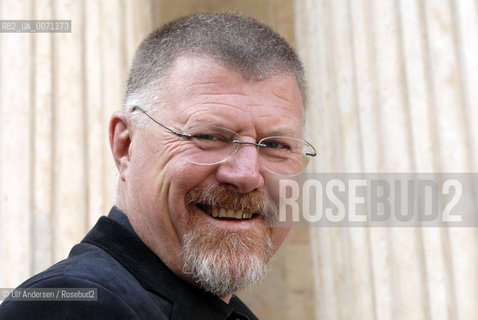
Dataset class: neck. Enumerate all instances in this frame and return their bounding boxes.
[220,294,233,304]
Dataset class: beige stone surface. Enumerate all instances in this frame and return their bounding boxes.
[0,0,154,286]
[0,0,33,286]
[155,0,296,46]
[296,0,478,319]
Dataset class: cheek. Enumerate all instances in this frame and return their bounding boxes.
[166,163,217,225]
[168,161,216,191]
[137,140,193,193]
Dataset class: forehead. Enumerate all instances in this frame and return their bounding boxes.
[159,56,303,134]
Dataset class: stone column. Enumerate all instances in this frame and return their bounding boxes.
[295,0,478,319]
[0,0,154,287]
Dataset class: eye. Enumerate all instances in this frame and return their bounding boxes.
[193,133,229,142]
[194,133,217,141]
[186,125,238,151]
[262,140,291,150]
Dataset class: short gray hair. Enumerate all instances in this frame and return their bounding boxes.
[124,12,306,117]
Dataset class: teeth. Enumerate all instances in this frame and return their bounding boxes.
[206,207,254,220]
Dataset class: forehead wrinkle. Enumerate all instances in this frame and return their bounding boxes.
[183,80,249,99]
[175,93,252,117]
[185,80,247,93]
[254,111,299,121]
[175,102,251,126]
[197,92,248,98]
[253,112,302,137]
[188,80,222,86]
[271,89,293,103]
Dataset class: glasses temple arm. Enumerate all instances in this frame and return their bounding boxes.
[131,105,191,138]
[305,141,317,157]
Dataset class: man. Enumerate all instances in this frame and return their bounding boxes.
[0,13,315,319]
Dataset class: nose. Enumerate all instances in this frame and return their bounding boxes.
[215,142,264,193]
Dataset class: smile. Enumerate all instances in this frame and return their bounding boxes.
[197,204,258,220]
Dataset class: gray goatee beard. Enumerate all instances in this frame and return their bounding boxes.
[182,185,275,297]
[182,226,272,297]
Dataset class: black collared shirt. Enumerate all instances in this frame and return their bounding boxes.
[0,207,258,320]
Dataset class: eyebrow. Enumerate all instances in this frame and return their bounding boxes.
[183,115,301,138]
[261,128,301,138]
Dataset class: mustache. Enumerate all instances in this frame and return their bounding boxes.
[185,184,277,219]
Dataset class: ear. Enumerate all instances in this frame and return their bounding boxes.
[109,111,132,181]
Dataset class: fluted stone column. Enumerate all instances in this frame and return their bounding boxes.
[0,0,154,287]
[295,0,478,319]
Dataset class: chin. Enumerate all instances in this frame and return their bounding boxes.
[181,220,273,296]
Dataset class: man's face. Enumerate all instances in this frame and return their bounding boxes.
[118,56,303,298]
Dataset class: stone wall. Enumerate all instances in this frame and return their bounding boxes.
[296,0,478,319]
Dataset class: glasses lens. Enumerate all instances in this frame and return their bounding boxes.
[259,136,315,176]
[181,126,316,176]
[183,125,238,165]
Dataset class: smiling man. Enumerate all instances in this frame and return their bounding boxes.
[0,13,315,320]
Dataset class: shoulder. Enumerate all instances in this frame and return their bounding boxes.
[0,243,170,320]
